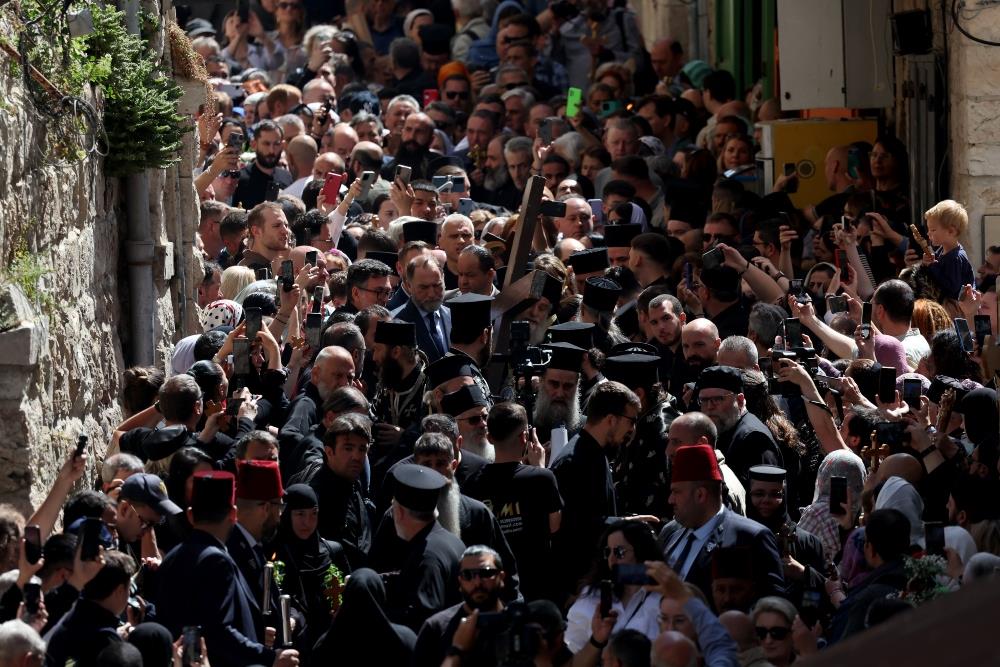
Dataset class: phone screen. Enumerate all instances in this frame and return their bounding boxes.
[860,302,872,339]
[183,626,202,664]
[256,267,272,281]
[265,180,280,202]
[784,318,804,349]
[829,295,848,313]
[74,434,88,458]
[312,287,324,313]
[233,339,251,376]
[789,279,803,296]
[974,315,992,350]
[599,580,613,618]
[702,247,723,270]
[24,525,41,565]
[359,171,376,199]
[902,378,922,410]
[588,199,603,226]
[829,476,847,516]
[305,250,318,267]
[836,250,849,276]
[954,318,974,353]
[306,313,323,349]
[245,307,262,343]
[80,518,103,560]
[925,522,945,556]
[23,580,41,615]
[566,87,583,118]
[225,398,245,417]
[878,366,897,403]
[396,165,412,186]
[684,262,693,290]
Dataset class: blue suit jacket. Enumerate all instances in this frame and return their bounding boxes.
[391,299,452,363]
[153,529,275,667]
[657,508,788,607]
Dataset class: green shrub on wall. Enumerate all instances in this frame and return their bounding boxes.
[18,2,188,175]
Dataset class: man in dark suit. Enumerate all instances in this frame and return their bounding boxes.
[154,471,299,667]
[550,381,642,601]
[657,444,787,609]
[695,366,783,486]
[227,460,285,636]
[391,255,453,363]
[372,464,465,632]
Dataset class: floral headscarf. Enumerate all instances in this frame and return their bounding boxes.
[798,449,867,560]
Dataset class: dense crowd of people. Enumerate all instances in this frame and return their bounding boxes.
[1,0,999,665]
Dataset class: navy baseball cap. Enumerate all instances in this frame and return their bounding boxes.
[120,473,182,516]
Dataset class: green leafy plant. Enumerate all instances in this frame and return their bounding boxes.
[1,248,55,319]
[16,1,189,174]
[322,563,345,606]
[272,560,286,588]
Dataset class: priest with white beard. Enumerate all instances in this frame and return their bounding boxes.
[532,342,586,445]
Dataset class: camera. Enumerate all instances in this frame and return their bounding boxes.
[477,602,542,667]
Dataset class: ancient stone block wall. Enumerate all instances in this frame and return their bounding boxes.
[0,0,199,514]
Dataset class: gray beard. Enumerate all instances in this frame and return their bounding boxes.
[463,438,495,462]
[437,480,463,537]
[484,166,509,191]
[533,384,582,434]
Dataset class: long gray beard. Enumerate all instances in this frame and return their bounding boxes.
[463,438,495,462]
[533,384,582,434]
[437,480,463,537]
[484,166,509,191]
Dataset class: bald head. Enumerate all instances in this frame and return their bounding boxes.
[875,453,924,486]
[825,145,851,191]
[288,245,324,274]
[312,346,356,400]
[681,319,721,367]
[650,38,683,79]
[302,78,335,105]
[718,611,758,652]
[330,123,359,161]
[554,237,587,261]
[716,100,751,123]
[312,152,345,181]
[651,631,697,667]
[286,135,318,179]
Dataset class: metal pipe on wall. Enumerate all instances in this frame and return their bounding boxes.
[122,0,155,366]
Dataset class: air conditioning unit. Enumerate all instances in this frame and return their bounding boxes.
[776,0,894,110]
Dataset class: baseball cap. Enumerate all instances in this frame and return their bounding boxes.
[120,473,183,516]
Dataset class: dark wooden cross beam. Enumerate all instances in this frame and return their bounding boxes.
[493,175,546,353]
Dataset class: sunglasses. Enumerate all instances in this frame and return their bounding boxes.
[460,567,500,581]
[222,170,240,179]
[445,90,470,100]
[603,545,631,559]
[755,626,791,641]
[458,414,486,426]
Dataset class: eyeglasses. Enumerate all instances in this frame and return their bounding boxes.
[458,414,487,426]
[603,545,632,559]
[698,393,734,407]
[460,567,500,581]
[357,286,394,299]
[614,413,638,426]
[755,626,791,641]
[129,504,161,531]
[445,90,470,100]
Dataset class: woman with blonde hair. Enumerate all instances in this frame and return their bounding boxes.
[220,265,256,300]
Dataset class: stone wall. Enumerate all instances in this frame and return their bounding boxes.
[945,3,1000,264]
[0,0,199,514]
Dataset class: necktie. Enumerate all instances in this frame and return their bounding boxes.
[427,311,446,355]
[671,532,697,576]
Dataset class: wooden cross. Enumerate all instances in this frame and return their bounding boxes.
[494,175,546,353]
[861,438,890,473]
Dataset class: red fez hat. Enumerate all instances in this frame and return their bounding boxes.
[236,460,284,501]
[671,444,723,483]
[191,471,236,513]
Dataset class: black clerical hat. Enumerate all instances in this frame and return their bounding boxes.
[548,321,595,349]
[582,277,621,313]
[392,464,448,513]
[448,293,493,341]
[566,247,609,275]
[441,384,489,417]
[375,320,417,347]
[603,353,660,387]
[603,223,642,248]
[544,342,585,373]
